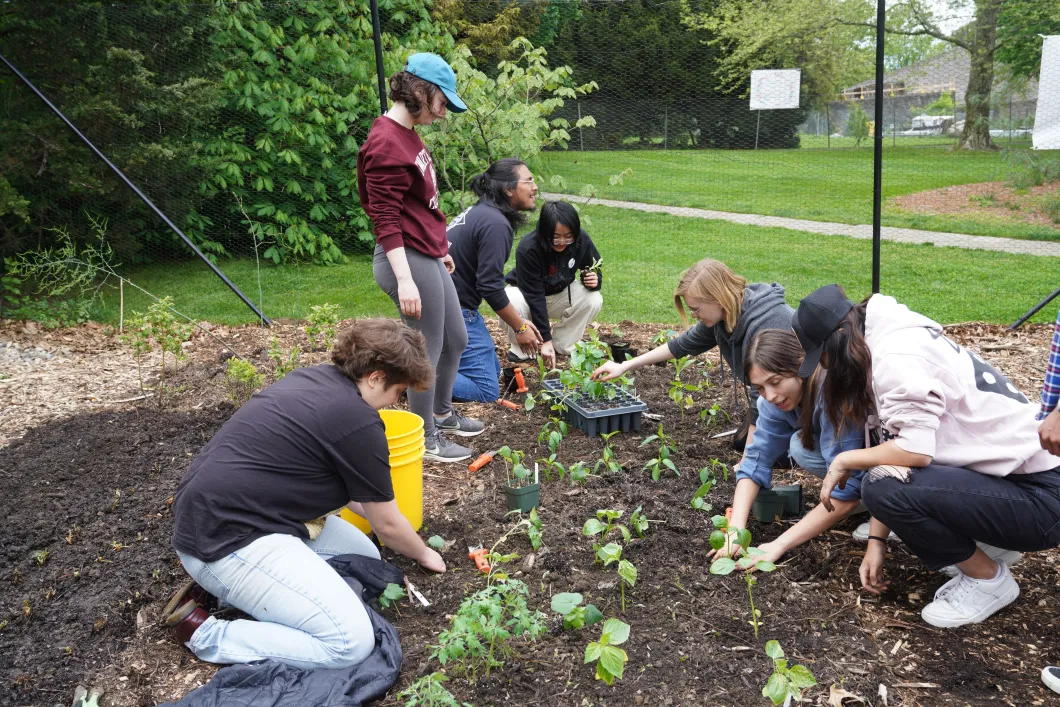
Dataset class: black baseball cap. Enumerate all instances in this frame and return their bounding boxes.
[791,284,855,378]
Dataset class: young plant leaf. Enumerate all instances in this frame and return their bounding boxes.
[551,592,583,616]
[601,618,630,645]
[427,535,445,550]
[764,640,784,660]
[583,518,607,537]
[736,528,753,549]
[710,558,737,575]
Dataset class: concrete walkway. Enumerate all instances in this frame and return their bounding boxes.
[540,192,1060,258]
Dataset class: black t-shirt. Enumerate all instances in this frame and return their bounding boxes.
[171,365,394,562]
[447,201,515,313]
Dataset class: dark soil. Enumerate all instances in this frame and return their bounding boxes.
[1,320,1058,706]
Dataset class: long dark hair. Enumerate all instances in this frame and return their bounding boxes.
[469,158,528,229]
[744,329,818,450]
[819,299,874,434]
[535,201,580,255]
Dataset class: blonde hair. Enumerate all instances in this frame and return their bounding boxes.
[673,259,747,331]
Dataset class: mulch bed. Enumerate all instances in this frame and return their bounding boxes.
[1,319,1058,707]
[890,180,1060,231]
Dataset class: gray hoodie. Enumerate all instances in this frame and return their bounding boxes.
[667,282,793,421]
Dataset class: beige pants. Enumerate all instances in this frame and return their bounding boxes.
[503,281,603,358]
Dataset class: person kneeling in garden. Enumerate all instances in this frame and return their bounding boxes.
[448,158,544,402]
[503,200,603,368]
[794,285,1059,628]
[162,319,446,669]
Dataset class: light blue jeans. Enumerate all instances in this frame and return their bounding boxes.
[452,308,502,403]
[788,433,828,476]
[176,515,381,669]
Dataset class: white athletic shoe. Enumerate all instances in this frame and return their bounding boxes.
[940,543,1023,577]
[852,521,898,542]
[921,563,1020,628]
[1042,666,1060,695]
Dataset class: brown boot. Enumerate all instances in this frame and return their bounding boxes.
[162,579,215,618]
[164,600,208,643]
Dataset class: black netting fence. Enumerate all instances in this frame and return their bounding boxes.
[1,0,1058,331]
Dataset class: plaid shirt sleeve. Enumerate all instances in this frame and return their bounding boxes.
[1040,306,1060,420]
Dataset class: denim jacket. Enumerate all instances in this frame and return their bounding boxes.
[737,394,866,502]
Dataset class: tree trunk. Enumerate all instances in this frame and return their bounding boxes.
[957,0,1001,150]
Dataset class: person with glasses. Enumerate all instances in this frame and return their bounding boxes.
[592,259,793,462]
[446,159,544,402]
[358,53,482,462]
[502,200,604,368]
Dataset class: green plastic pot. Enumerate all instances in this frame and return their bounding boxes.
[773,484,804,517]
[752,496,786,523]
[504,482,540,513]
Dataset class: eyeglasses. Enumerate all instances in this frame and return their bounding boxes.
[553,234,575,244]
[517,176,536,184]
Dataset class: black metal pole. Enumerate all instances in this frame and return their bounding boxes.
[871,0,885,294]
[370,0,388,116]
[0,51,272,326]
[1010,286,1060,330]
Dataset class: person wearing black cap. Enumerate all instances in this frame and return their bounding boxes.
[359,52,482,463]
[793,285,1060,628]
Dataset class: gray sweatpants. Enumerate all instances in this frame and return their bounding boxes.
[373,245,466,437]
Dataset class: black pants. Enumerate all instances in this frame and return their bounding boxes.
[862,464,1060,570]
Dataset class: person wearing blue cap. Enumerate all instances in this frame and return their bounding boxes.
[358,53,479,463]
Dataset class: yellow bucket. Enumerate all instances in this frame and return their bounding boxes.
[341,411,425,536]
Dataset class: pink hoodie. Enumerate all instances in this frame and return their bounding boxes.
[866,294,1060,476]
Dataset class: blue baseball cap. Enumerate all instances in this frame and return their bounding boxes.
[405,53,467,113]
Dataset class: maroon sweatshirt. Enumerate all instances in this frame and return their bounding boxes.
[357,116,448,258]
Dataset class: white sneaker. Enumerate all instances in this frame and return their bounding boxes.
[852,521,898,542]
[940,542,1024,577]
[921,563,1020,628]
[1042,666,1060,695]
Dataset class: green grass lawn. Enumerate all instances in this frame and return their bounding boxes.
[92,205,1059,327]
[536,146,1060,242]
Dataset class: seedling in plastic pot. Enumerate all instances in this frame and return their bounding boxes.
[550,592,604,630]
[497,446,533,489]
[640,424,678,481]
[709,515,776,638]
[379,582,406,611]
[762,640,817,706]
[584,618,631,685]
[595,431,623,474]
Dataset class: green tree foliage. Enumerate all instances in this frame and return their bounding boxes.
[201,0,454,264]
[0,2,218,260]
[996,0,1060,80]
[421,39,596,212]
[846,102,870,146]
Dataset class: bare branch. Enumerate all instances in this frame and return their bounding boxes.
[835,20,968,51]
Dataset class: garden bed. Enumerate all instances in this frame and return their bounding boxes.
[1,319,1058,706]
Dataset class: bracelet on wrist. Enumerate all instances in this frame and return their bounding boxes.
[517,322,528,333]
[867,535,889,544]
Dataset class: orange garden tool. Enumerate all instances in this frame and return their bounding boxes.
[468,546,491,573]
[497,398,520,410]
[468,449,498,473]
[513,368,528,393]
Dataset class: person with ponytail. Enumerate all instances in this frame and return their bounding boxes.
[359,53,482,462]
[793,285,1059,628]
[502,200,604,367]
[593,259,793,460]
[447,158,544,402]
[707,329,868,566]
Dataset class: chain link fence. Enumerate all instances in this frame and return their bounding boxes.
[1,0,1057,331]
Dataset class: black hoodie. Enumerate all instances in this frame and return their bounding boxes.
[504,229,603,342]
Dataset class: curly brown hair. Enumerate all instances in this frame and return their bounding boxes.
[389,71,444,119]
[332,318,433,391]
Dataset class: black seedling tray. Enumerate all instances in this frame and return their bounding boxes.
[542,379,648,437]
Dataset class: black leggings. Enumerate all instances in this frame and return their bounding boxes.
[863,464,1060,570]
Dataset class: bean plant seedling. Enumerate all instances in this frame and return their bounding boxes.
[550,592,604,630]
[584,618,631,685]
[629,506,650,537]
[568,461,589,484]
[690,479,714,511]
[640,424,678,481]
[538,415,567,454]
[762,640,817,706]
[583,509,631,554]
[595,431,623,474]
[379,582,406,611]
[397,672,471,707]
[536,454,567,482]
[497,446,533,489]
[709,515,776,638]
[527,508,544,551]
[668,356,703,420]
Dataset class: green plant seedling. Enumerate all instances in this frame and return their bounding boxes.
[709,516,776,638]
[560,330,633,402]
[594,431,623,474]
[225,357,264,406]
[538,416,567,454]
[380,582,406,610]
[699,402,731,426]
[268,337,300,379]
[568,461,589,484]
[583,509,631,554]
[430,579,546,682]
[616,558,637,613]
[119,312,152,397]
[691,480,714,511]
[397,672,471,707]
[305,302,340,361]
[497,446,533,488]
[640,423,678,481]
[585,255,604,274]
[427,535,445,550]
[527,508,544,551]
[704,457,730,483]
[762,640,817,706]
[651,328,681,346]
[550,592,604,630]
[33,550,50,566]
[584,618,631,685]
[536,454,567,483]
[667,356,699,420]
[629,506,650,538]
